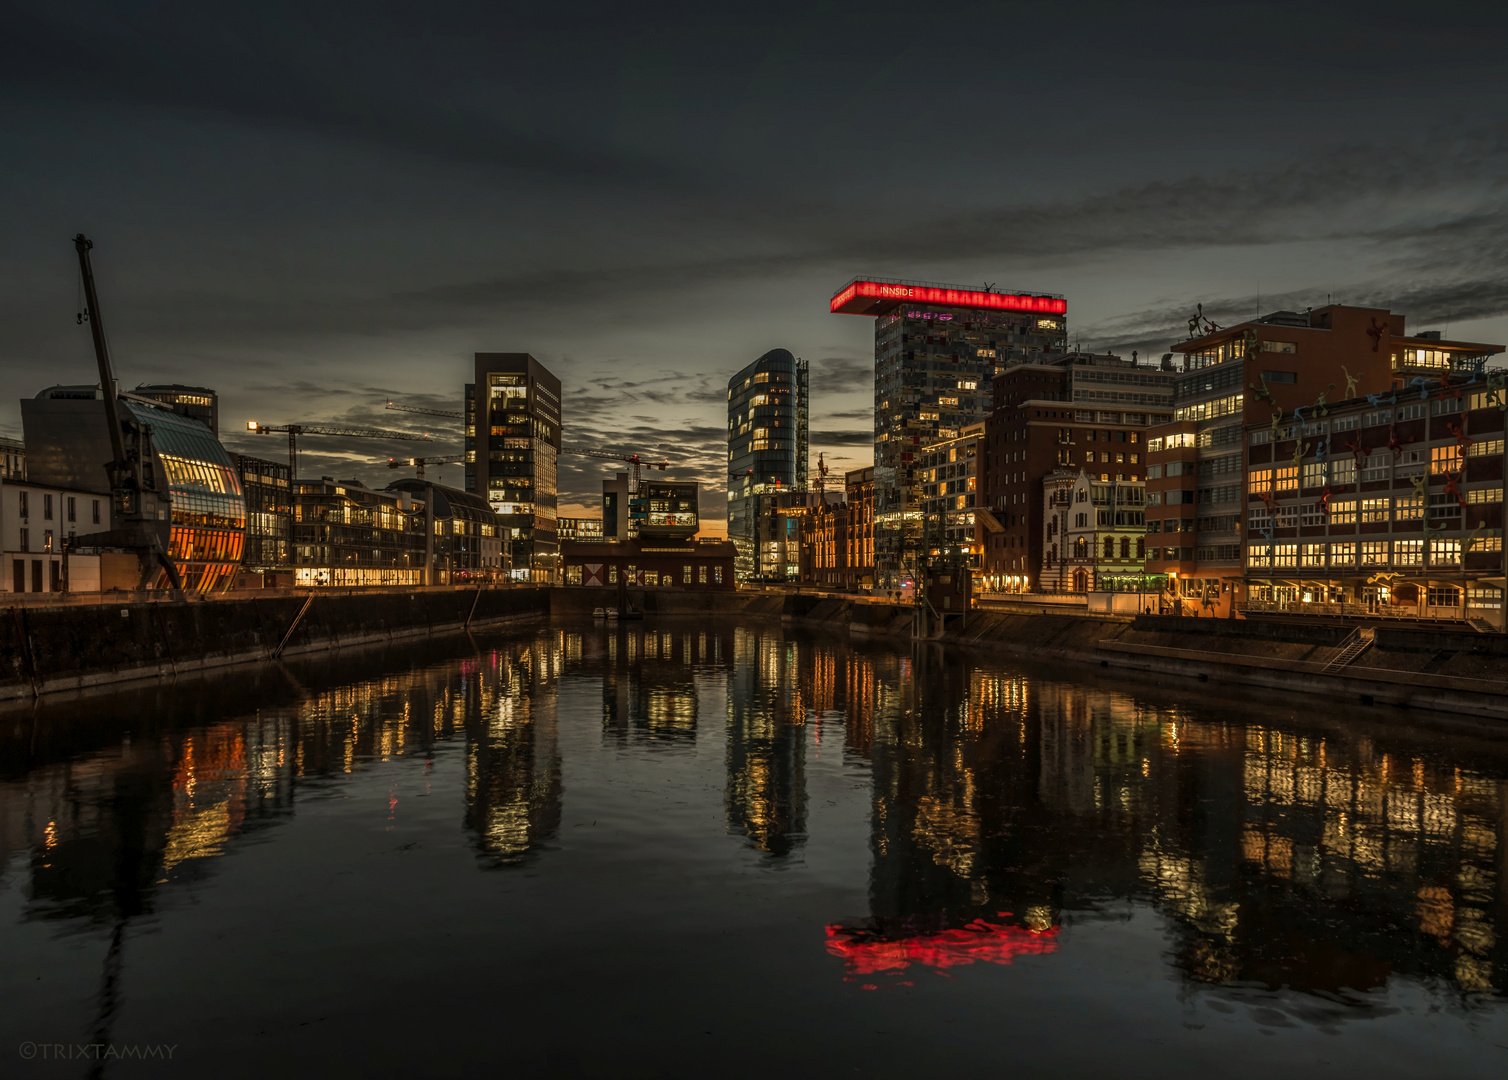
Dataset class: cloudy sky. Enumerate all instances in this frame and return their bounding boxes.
[4,1,1507,531]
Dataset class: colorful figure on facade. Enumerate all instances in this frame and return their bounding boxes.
[1341,366,1359,399]
[1366,316,1386,352]
[1314,383,1334,417]
[1443,471,1468,511]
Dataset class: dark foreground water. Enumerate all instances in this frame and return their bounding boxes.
[2,619,1507,1078]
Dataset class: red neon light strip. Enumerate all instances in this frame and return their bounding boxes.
[831,280,1066,316]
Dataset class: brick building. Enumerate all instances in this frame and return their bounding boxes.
[980,351,1172,593]
[1145,305,1502,616]
[560,538,736,590]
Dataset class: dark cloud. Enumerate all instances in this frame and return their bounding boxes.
[811,430,872,447]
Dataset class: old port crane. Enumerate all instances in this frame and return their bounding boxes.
[245,421,430,480]
[384,399,669,492]
[70,233,183,590]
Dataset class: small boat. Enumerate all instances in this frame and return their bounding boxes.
[592,607,607,619]
[605,607,620,620]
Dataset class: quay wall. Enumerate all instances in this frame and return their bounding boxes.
[776,596,1508,721]
[2,587,548,701]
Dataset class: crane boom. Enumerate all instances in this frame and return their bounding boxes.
[388,453,466,480]
[246,421,431,481]
[386,400,463,420]
[560,446,670,495]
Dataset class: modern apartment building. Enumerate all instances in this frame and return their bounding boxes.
[831,277,1067,588]
[232,453,293,575]
[465,353,561,580]
[979,351,1173,593]
[1144,305,1502,616]
[727,349,808,580]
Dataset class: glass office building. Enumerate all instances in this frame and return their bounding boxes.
[465,353,561,580]
[727,349,808,580]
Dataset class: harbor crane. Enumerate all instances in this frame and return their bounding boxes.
[245,421,430,480]
[71,233,183,591]
[388,453,466,480]
[561,447,669,494]
[386,400,462,420]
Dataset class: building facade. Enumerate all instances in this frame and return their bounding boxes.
[21,386,246,592]
[1145,305,1502,617]
[1038,471,1150,594]
[1,480,114,594]
[1243,380,1506,629]
[727,349,808,580]
[558,517,604,542]
[831,277,1068,587]
[233,453,293,576]
[387,479,506,582]
[0,436,23,480]
[917,423,984,580]
[291,478,427,586]
[132,384,219,436]
[465,353,561,580]
[560,538,736,590]
[980,352,1172,593]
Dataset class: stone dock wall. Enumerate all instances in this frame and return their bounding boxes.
[778,595,1508,721]
[2,587,549,702]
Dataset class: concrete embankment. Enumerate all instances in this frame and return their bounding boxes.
[778,594,1508,721]
[549,588,784,619]
[2,587,548,702]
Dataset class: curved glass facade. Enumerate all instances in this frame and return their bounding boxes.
[124,402,246,592]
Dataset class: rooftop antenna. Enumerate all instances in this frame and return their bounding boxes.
[983,282,996,293]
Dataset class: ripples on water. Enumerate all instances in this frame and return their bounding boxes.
[1,619,1506,1076]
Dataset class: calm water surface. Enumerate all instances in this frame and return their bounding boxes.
[2,618,1506,1077]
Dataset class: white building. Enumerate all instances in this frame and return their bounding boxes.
[1040,469,1149,594]
[1,480,114,594]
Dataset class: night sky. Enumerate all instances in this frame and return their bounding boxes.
[4,2,1507,530]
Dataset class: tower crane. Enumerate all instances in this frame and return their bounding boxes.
[386,400,462,420]
[388,453,467,480]
[813,452,830,496]
[561,447,669,494]
[245,421,430,480]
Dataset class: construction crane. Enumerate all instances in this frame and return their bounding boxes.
[245,421,430,480]
[386,400,462,420]
[561,446,669,494]
[71,233,183,591]
[388,454,466,480]
[813,452,829,496]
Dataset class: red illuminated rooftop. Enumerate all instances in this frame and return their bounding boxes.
[831,276,1067,317]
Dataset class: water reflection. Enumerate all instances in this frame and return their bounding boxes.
[2,619,1506,1036]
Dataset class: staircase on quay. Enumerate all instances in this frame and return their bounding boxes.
[1322,627,1375,674]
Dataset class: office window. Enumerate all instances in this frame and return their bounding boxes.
[1273,544,1298,568]
[682,565,692,584]
[1330,542,1356,566]
[1301,543,1325,568]
[43,494,53,520]
[565,565,582,585]
[1431,445,1461,475]
[698,566,707,584]
[67,496,76,523]
[1301,462,1326,488]
[1360,541,1389,565]
[1467,486,1503,504]
[608,566,618,584]
[1361,498,1390,523]
[1394,539,1423,566]
[1394,495,1424,521]
[1274,466,1298,492]
[1331,458,1356,485]
[1430,539,1461,567]
[714,566,723,584]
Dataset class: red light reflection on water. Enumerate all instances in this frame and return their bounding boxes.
[825,917,1059,982]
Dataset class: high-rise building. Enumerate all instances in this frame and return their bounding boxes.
[831,277,1067,586]
[727,349,808,580]
[465,353,561,580]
